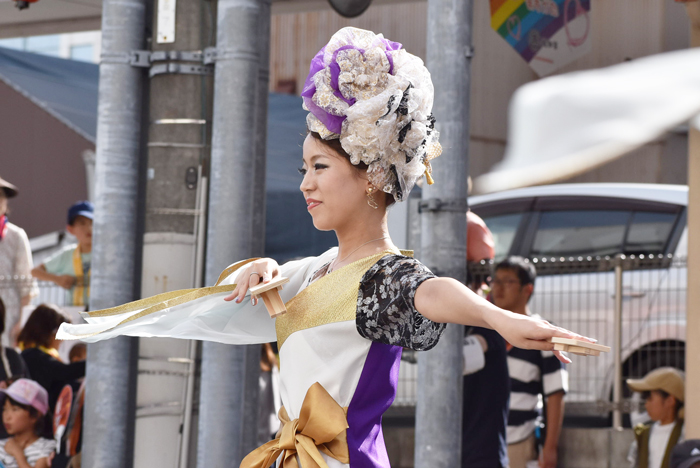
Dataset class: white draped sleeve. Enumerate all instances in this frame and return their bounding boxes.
[56,252,334,344]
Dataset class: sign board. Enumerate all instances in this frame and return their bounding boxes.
[490,0,592,76]
[157,0,176,44]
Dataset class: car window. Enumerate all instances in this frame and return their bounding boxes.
[481,213,523,260]
[531,210,629,257]
[625,211,677,254]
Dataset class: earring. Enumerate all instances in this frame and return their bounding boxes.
[366,187,379,210]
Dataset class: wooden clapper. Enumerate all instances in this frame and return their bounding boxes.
[249,276,290,318]
[548,337,611,356]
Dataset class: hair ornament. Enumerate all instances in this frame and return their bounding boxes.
[302,27,442,202]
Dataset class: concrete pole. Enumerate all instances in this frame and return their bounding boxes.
[82,0,147,466]
[415,0,472,467]
[138,0,216,466]
[197,0,268,465]
[684,1,700,440]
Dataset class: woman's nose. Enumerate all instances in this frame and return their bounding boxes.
[299,173,312,193]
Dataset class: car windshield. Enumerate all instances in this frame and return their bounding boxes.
[625,211,677,254]
[480,213,523,260]
[530,209,677,257]
[532,210,627,257]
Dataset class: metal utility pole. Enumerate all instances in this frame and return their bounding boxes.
[251,0,271,258]
[197,0,271,465]
[83,0,147,466]
[612,255,624,430]
[416,0,473,467]
[684,0,700,440]
[242,0,271,455]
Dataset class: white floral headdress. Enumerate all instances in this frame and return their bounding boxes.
[302,27,442,202]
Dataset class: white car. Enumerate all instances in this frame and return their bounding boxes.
[470,183,687,419]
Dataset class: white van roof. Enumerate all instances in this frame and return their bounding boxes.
[470,183,688,207]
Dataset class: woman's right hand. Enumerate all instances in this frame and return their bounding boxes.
[224,258,280,305]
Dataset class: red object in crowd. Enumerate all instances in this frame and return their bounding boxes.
[467,211,496,262]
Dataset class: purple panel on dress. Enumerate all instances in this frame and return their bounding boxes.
[346,341,402,468]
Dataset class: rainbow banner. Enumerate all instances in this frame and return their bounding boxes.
[490,0,591,76]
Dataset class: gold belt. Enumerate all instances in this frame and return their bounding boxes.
[240,382,350,468]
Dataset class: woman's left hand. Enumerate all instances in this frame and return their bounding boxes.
[224,258,280,305]
[493,311,595,364]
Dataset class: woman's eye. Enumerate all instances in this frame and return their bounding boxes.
[297,167,307,176]
[314,163,328,170]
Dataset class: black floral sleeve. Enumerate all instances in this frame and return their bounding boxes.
[356,255,446,351]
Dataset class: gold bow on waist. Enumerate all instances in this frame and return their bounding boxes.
[240,382,350,468]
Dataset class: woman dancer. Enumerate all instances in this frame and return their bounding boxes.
[58,27,592,468]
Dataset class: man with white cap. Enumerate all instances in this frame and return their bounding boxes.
[627,367,685,468]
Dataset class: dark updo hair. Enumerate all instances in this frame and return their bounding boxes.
[307,131,395,207]
[17,304,68,349]
[4,396,44,435]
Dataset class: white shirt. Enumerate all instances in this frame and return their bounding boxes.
[0,222,37,346]
[649,421,680,468]
[0,437,55,468]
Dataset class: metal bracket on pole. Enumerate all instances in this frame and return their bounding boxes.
[101,49,215,77]
[203,47,218,65]
[130,50,152,67]
[151,50,204,62]
[418,198,468,213]
[100,51,151,67]
[149,63,213,77]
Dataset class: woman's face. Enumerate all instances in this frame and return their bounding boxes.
[299,135,372,232]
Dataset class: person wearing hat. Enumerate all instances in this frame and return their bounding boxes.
[0,176,37,347]
[627,367,686,468]
[0,378,55,468]
[32,202,93,308]
[670,440,700,468]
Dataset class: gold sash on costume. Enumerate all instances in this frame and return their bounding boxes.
[67,258,260,339]
[72,246,89,307]
[240,382,349,468]
[276,250,409,350]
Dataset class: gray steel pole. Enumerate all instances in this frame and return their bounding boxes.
[251,0,271,258]
[416,1,473,467]
[613,254,624,430]
[83,0,147,466]
[197,0,268,465]
[239,2,272,456]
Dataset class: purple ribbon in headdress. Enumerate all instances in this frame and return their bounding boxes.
[301,38,403,135]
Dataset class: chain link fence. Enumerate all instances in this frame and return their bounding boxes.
[393,254,687,426]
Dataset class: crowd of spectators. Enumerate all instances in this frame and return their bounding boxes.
[0,175,89,468]
[0,173,698,468]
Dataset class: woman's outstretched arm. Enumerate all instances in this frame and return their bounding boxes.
[414,277,593,363]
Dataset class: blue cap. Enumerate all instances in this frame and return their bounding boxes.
[67,201,94,225]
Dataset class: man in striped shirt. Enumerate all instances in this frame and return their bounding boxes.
[491,257,568,468]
